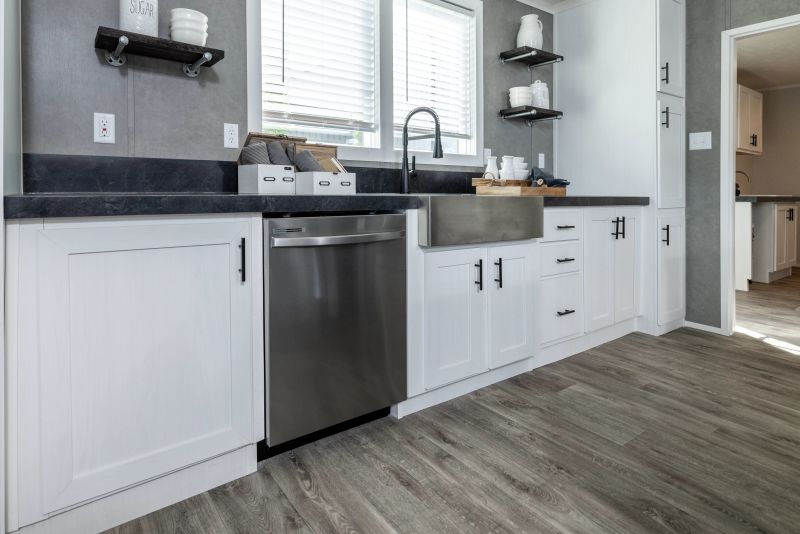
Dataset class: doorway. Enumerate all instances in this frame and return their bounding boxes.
[721,14,800,349]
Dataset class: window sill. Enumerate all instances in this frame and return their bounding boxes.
[337,146,484,169]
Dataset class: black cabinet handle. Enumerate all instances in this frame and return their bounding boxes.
[661,107,670,128]
[494,258,503,289]
[754,134,758,147]
[787,208,794,222]
[612,217,620,239]
[661,61,670,84]
[557,309,576,317]
[620,216,627,239]
[239,238,246,283]
[662,225,671,246]
[475,259,483,291]
[556,258,576,263]
[557,225,576,230]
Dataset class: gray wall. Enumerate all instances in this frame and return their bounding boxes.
[746,87,800,194]
[686,0,800,328]
[4,0,21,193]
[21,0,247,161]
[483,0,553,170]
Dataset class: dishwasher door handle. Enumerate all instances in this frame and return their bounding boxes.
[271,230,406,248]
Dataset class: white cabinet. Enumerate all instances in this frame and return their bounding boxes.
[657,94,685,209]
[423,248,488,389]
[584,208,641,333]
[752,203,796,282]
[8,216,262,526]
[737,85,763,154]
[658,212,686,325]
[657,0,685,97]
[540,273,582,345]
[488,244,538,369]
[422,243,537,390]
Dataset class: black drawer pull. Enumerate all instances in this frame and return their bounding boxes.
[475,259,483,291]
[661,61,670,84]
[661,106,670,128]
[238,238,246,283]
[556,258,575,264]
[557,309,576,317]
[662,225,671,246]
[556,225,576,230]
[494,258,503,289]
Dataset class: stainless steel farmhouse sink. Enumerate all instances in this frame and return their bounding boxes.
[417,195,544,247]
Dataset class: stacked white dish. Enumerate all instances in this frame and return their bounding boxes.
[171,8,208,46]
[509,86,533,108]
[512,157,529,180]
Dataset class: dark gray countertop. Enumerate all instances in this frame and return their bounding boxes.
[4,193,650,219]
[736,195,800,203]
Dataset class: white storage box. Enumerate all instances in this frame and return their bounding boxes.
[238,164,296,195]
[295,172,356,195]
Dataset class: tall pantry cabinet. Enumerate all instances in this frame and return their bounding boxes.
[555,0,686,333]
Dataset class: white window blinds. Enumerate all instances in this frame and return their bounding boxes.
[262,0,378,132]
[393,0,475,138]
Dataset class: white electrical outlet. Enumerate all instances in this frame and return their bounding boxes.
[538,153,545,169]
[483,148,492,163]
[224,123,239,149]
[94,113,115,144]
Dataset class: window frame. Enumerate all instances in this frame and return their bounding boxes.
[247,0,484,168]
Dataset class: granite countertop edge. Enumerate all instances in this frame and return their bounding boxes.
[736,195,800,203]
[4,193,650,219]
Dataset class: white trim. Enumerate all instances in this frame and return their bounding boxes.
[720,13,800,337]
[759,82,800,92]
[684,321,728,336]
[245,0,262,133]
[0,0,6,530]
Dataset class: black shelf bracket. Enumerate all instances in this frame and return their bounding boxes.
[499,106,563,126]
[499,46,564,69]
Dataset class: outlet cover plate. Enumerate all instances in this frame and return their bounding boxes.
[224,123,239,149]
[94,113,115,144]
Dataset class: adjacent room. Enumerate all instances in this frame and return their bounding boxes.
[1,1,800,533]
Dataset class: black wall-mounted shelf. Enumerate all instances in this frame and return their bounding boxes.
[95,26,225,77]
[499,46,563,68]
[500,106,563,126]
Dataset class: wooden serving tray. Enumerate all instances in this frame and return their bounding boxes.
[475,185,567,197]
[471,178,531,187]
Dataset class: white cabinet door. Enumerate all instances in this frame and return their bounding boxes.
[584,209,615,333]
[18,217,257,520]
[424,248,488,389]
[657,94,685,209]
[751,90,764,154]
[614,209,641,322]
[488,244,538,369]
[541,273,582,345]
[787,207,797,267]
[737,85,752,152]
[776,206,788,271]
[657,0,685,97]
[658,213,686,325]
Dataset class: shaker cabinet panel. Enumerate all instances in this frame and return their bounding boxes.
[614,209,641,322]
[583,209,616,333]
[488,244,538,369]
[14,217,258,523]
[737,85,764,154]
[658,213,686,326]
[657,94,685,209]
[423,248,488,390]
[657,0,685,97]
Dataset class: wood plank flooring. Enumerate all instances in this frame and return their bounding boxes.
[109,284,800,534]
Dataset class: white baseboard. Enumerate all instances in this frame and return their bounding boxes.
[683,321,728,336]
[15,446,257,534]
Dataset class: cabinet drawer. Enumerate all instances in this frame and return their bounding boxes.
[540,273,582,345]
[542,210,582,242]
[540,242,582,277]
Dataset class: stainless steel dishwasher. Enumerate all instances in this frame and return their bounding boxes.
[264,213,407,446]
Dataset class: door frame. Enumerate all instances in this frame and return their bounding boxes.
[720,13,800,335]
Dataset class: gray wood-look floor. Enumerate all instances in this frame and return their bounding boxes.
[109,277,800,534]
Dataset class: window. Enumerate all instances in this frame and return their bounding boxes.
[261,0,380,148]
[257,0,482,165]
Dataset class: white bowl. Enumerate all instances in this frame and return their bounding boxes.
[171,8,208,23]
[171,21,209,32]
[171,17,208,28]
[171,28,208,46]
[510,98,532,107]
[513,157,526,165]
[514,170,529,180]
[510,86,532,92]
